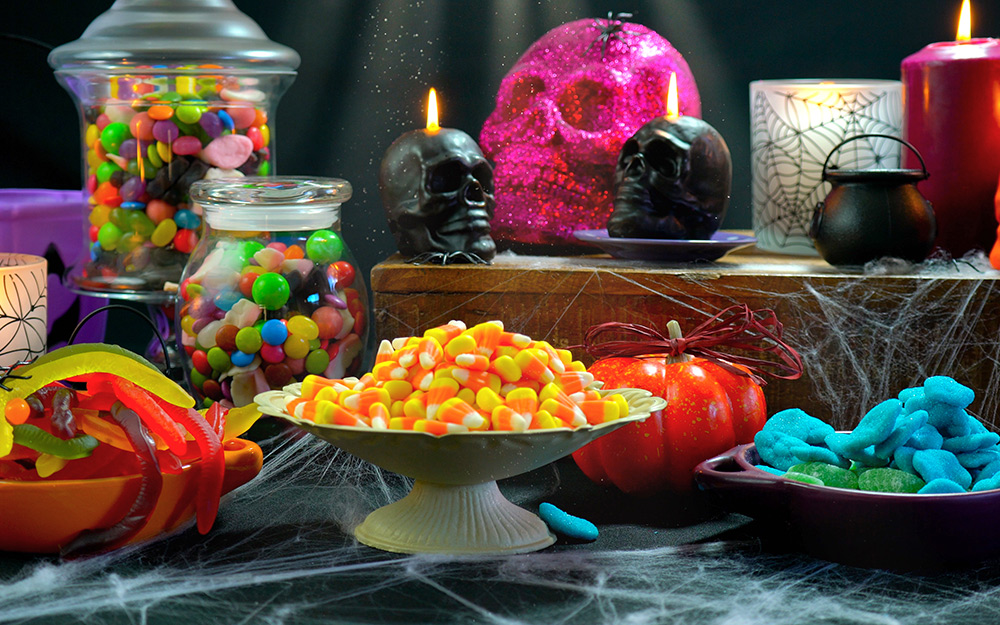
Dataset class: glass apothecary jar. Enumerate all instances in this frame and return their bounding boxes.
[178,177,369,407]
[49,0,299,296]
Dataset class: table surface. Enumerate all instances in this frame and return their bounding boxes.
[5,428,1000,625]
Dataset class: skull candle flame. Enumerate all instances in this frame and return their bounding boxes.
[480,16,700,252]
[608,74,732,240]
[380,89,496,264]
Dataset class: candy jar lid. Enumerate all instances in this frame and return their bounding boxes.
[48,0,300,73]
[190,177,353,231]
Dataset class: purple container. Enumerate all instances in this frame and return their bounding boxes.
[0,189,105,347]
[694,441,1000,570]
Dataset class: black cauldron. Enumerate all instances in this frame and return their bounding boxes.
[810,134,936,266]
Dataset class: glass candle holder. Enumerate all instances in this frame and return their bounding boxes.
[177,177,369,408]
[749,79,903,255]
[49,0,299,297]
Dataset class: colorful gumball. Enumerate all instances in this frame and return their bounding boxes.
[306,230,343,264]
[251,272,291,310]
[261,319,289,346]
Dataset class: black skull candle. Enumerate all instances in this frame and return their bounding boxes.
[607,74,732,240]
[379,89,497,264]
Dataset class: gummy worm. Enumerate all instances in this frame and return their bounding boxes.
[153,395,223,534]
[62,402,163,557]
[107,376,187,455]
[11,424,99,460]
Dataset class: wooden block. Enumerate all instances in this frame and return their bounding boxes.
[372,249,1000,429]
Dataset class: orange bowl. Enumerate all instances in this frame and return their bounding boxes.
[0,438,263,553]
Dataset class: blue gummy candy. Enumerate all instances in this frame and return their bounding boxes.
[957,448,1000,469]
[912,449,972,490]
[892,446,917,473]
[903,394,933,416]
[897,387,924,404]
[851,399,902,447]
[874,409,927,460]
[755,430,801,471]
[976,456,1000,481]
[925,404,967,432]
[923,376,975,409]
[539,502,598,541]
[918,478,967,494]
[942,431,1000,454]
[826,432,866,457]
[789,442,850,468]
[763,409,834,445]
[972,473,1000,492]
[846,445,890,467]
[907,424,944,450]
[754,464,786,476]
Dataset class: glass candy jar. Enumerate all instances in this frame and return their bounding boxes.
[178,178,369,407]
[49,0,299,296]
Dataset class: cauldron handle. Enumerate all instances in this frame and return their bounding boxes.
[821,133,929,181]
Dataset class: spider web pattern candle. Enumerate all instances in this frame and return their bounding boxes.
[750,80,903,255]
[0,254,47,367]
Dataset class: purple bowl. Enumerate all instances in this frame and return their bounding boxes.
[694,441,1000,570]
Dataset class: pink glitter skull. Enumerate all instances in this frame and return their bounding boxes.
[480,17,701,252]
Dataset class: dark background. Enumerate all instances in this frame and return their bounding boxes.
[2,0,998,288]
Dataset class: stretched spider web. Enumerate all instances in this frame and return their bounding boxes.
[750,86,903,252]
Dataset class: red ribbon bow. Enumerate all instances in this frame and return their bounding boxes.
[581,304,804,385]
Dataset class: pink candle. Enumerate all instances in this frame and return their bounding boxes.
[901,30,1000,256]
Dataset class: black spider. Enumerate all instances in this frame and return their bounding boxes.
[406,251,491,266]
[0,361,32,392]
[585,12,641,59]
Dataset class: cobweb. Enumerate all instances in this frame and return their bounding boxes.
[750,85,903,251]
[4,253,1000,623]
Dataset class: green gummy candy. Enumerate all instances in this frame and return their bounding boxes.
[788,461,859,490]
[784,471,824,486]
[858,467,926,493]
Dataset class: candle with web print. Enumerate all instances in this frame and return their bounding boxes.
[749,79,903,255]
[902,0,1000,258]
[0,254,46,367]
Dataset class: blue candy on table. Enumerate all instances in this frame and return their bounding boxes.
[539,503,598,542]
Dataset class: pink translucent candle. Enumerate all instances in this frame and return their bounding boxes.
[901,37,1000,256]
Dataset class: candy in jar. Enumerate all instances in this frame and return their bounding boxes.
[178,177,368,407]
[48,0,299,293]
